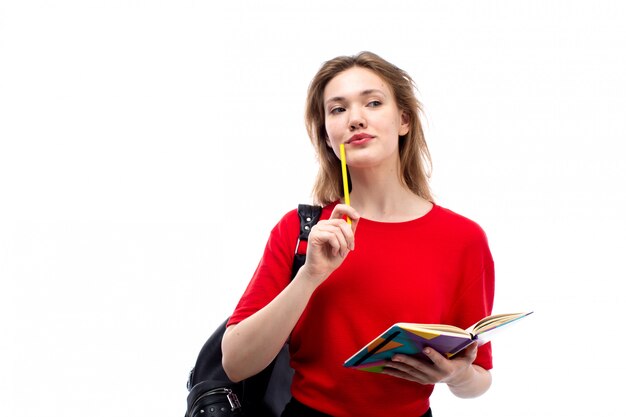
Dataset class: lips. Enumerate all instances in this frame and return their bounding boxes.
[346,133,374,144]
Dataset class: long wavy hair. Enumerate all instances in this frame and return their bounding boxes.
[304,51,433,205]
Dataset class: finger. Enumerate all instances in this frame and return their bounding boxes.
[422,346,448,367]
[455,341,478,362]
[382,366,424,384]
[384,357,432,384]
[326,219,355,251]
[390,353,447,384]
[329,204,360,229]
[389,354,431,374]
[314,223,350,256]
[309,226,340,256]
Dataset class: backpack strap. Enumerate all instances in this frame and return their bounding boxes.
[186,203,323,417]
[291,204,322,280]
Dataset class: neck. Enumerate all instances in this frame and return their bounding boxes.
[347,167,432,222]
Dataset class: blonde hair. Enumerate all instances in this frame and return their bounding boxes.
[304,51,433,205]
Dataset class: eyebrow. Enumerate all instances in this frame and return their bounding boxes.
[324,89,387,105]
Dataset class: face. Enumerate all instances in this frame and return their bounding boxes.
[323,66,409,170]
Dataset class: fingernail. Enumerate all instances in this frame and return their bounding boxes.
[423,348,431,354]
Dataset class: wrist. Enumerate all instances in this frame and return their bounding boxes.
[446,365,474,389]
[297,264,329,287]
[446,365,492,398]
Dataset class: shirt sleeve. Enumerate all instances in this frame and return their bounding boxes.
[226,209,301,327]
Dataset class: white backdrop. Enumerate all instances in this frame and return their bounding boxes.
[1,1,625,416]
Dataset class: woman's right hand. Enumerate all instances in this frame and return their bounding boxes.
[299,204,359,286]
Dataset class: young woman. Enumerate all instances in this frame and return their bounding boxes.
[221,51,494,417]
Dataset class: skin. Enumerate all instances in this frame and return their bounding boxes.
[323,67,432,222]
[222,66,491,399]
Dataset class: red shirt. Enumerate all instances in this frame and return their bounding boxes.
[228,202,494,417]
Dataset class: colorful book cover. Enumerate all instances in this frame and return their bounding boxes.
[343,312,532,373]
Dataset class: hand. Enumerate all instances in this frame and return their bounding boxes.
[382,342,478,386]
[299,204,359,285]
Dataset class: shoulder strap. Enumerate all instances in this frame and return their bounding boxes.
[186,204,322,415]
[290,204,322,280]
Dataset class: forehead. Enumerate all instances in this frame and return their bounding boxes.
[323,67,392,101]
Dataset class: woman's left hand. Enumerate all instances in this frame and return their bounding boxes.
[382,342,478,386]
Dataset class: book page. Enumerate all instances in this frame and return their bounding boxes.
[471,312,532,335]
[399,322,468,336]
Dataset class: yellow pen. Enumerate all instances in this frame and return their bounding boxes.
[339,143,352,225]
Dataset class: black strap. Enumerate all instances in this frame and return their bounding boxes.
[297,204,322,241]
[291,204,322,280]
[186,204,323,417]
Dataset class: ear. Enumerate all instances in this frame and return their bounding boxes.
[399,111,410,136]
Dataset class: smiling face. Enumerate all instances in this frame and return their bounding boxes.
[323,66,410,170]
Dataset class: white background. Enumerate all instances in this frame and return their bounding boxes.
[1,1,625,416]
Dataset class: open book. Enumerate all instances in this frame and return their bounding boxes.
[344,312,532,373]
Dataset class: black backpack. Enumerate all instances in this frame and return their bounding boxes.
[185,204,322,417]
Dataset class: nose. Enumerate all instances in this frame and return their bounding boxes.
[349,109,367,131]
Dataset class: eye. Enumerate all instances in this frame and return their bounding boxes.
[329,106,346,115]
[367,100,382,108]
